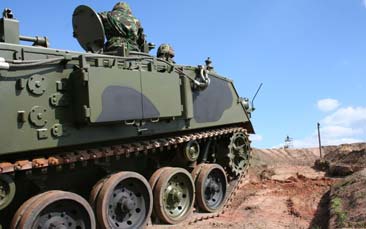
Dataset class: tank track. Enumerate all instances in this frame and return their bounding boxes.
[0,126,250,227]
[0,126,247,175]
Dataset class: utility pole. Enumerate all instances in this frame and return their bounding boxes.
[317,122,322,159]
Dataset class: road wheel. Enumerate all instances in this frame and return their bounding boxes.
[94,172,152,229]
[11,190,95,229]
[0,174,16,210]
[153,167,195,224]
[195,163,227,212]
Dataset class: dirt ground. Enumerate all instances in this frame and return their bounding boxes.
[321,143,366,176]
[185,148,337,229]
[151,144,366,229]
[329,169,366,228]
[189,166,336,229]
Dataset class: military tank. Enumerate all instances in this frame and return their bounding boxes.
[0,5,255,229]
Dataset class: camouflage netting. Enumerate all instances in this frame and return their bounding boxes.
[329,169,366,228]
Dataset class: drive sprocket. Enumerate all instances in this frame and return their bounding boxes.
[227,132,251,177]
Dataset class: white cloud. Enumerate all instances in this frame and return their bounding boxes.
[321,137,363,146]
[323,106,366,127]
[320,125,363,138]
[317,98,340,112]
[291,134,363,149]
[250,134,263,142]
[292,137,316,148]
[363,0,366,8]
[273,104,366,149]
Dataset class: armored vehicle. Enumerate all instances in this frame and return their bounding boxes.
[0,5,254,229]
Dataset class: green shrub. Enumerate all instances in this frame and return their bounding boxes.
[331,197,347,227]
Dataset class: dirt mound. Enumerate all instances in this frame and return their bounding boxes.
[316,143,366,176]
[251,148,321,167]
[189,166,335,229]
[182,144,365,229]
[329,169,366,228]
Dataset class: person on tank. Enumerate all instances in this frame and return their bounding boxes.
[157,43,175,64]
[99,2,145,52]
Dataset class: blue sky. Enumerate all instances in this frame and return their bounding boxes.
[2,0,365,148]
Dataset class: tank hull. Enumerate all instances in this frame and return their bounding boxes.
[0,43,253,158]
[0,8,254,228]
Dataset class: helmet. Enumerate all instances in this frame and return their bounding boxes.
[113,2,132,14]
[157,44,175,58]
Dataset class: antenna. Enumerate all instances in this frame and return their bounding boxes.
[251,83,263,111]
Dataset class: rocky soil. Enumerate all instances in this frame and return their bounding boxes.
[318,143,366,176]
[185,143,366,229]
[329,169,366,228]
[148,143,366,229]
[188,148,335,229]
